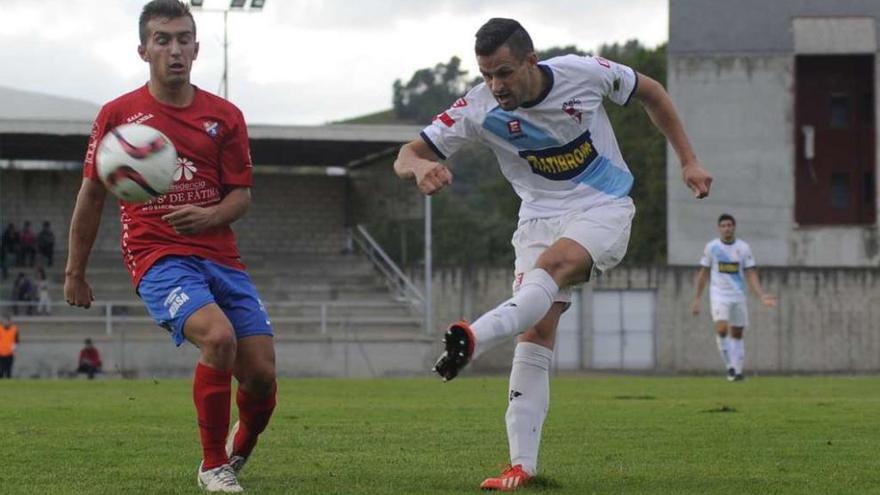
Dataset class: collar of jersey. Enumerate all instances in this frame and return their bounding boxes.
[520,64,554,109]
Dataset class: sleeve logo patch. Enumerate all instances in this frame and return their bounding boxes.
[433,112,455,127]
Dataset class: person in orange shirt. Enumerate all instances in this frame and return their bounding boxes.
[0,315,19,378]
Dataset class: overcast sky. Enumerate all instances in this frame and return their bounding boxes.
[0,0,668,125]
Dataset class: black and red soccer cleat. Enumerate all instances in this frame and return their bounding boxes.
[432,320,475,382]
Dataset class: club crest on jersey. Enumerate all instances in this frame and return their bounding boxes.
[518,129,598,181]
[562,98,583,124]
[203,120,220,138]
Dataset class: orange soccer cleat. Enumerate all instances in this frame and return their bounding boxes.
[479,464,532,491]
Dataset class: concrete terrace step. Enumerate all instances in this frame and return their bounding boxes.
[1,300,419,319]
[15,316,426,338]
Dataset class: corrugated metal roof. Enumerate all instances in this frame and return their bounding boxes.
[0,86,100,121]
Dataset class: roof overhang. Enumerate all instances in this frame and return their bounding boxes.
[0,119,422,167]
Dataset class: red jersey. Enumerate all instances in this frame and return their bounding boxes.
[79,347,102,368]
[83,85,252,288]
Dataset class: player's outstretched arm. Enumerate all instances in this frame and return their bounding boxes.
[394,138,453,195]
[161,186,251,236]
[691,267,710,315]
[634,73,712,199]
[745,268,777,307]
[64,177,107,309]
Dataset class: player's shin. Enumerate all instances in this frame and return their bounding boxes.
[233,381,277,458]
[471,269,558,356]
[716,334,732,369]
[731,337,745,374]
[194,362,234,470]
[506,342,553,476]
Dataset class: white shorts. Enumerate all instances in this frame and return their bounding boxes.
[711,299,749,327]
[511,198,635,303]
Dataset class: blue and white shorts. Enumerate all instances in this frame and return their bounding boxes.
[139,256,273,346]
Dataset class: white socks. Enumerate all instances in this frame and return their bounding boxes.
[471,269,558,356]
[730,337,745,374]
[506,342,553,477]
[716,335,732,370]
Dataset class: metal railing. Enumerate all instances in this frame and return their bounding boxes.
[350,224,425,309]
[0,300,420,336]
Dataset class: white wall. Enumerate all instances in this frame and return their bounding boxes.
[667,55,795,266]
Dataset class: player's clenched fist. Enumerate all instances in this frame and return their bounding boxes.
[64,274,94,309]
[415,162,453,195]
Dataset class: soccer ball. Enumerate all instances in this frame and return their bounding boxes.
[96,123,177,204]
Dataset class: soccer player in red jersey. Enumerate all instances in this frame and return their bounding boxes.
[64,1,275,492]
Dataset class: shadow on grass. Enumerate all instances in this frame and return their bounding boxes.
[613,395,656,400]
[528,475,563,491]
[701,405,737,413]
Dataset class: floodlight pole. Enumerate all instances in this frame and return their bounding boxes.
[191,1,265,100]
[222,10,229,98]
[425,195,433,335]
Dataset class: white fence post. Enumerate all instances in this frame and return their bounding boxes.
[105,303,112,336]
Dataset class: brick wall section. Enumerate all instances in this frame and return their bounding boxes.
[0,169,349,256]
[236,173,348,254]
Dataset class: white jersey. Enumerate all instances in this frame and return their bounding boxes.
[700,238,756,303]
[420,54,638,221]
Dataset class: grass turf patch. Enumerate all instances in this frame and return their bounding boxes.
[0,376,878,494]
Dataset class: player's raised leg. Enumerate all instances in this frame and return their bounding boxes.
[228,335,277,475]
[434,239,588,381]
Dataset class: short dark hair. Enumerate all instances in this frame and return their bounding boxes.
[139,0,195,45]
[718,213,736,225]
[475,18,534,60]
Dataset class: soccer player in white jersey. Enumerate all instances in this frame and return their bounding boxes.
[691,214,776,381]
[394,18,712,490]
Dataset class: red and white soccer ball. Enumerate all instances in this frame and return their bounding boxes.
[96,123,178,204]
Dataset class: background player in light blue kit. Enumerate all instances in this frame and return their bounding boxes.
[692,213,777,381]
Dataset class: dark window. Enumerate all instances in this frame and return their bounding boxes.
[830,173,849,209]
[830,93,849,128]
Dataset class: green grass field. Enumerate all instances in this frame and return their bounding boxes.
[1,375,879,494]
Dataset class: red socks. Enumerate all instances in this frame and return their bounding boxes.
[193,362,233,470]
[232,382,277,458]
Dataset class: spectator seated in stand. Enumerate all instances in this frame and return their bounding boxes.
[77,338,102,379]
